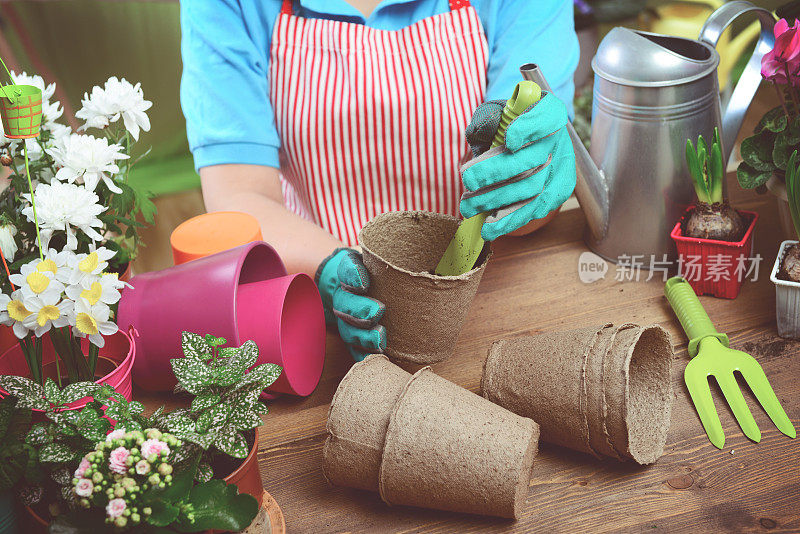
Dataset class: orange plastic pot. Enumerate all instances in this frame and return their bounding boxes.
[224,427,264,507]
[171,211,263,265]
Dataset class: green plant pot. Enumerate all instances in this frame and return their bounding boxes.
[0,84,42,139]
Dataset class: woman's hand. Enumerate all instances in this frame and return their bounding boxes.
[459,92,577,241]
[316,248,386,362]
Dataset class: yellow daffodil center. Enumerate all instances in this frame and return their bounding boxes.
[78,253,99,274]
[26,272,50,294]
[7,300,31,321]
[75,312,98,335]
[81,282,103,305]
[36,305,60,326]
[36,259,57,274]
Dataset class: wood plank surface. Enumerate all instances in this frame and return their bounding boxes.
[137,170,800,533]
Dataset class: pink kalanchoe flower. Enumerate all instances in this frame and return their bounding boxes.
[74,458,91,478]
[74,478,93,497]
[105,429,126,442]
[135,460,151,475]
[140,439,170,459]
[108,446,130,475]
[106,498,127,519]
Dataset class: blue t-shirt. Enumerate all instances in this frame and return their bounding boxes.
[181,0,578,171]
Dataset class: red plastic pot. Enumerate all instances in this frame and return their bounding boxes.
[0,326,15,357]
[0,329,136,409]
[670,208,758,299]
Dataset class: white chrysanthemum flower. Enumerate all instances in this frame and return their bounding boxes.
[22,293,72,337]
[67,247,117,286]
[0,290,34,338]
[76,77,151,141]
[66,273,123,307]
[0,223,17,262]
[72,299,117,348]
[9,71,63,129]
[48,133,128,194]
[21,181,106,250]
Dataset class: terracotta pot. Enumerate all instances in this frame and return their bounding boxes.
[670,208,758,299]
[224,427,264,507]
[21,504,47,534]
[0,330,136,410]
[118,262,132,283]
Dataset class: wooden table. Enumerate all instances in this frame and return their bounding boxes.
[226,174,796,534]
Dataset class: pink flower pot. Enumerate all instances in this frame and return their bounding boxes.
[0,329,136,410]
[670,208,758,299]
[118,242,326,396]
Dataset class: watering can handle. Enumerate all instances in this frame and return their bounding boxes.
[664,276,729,357]
[699,1,775,162]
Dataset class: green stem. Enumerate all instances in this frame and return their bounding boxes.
[87,343,99,379]
[34,337,42,387]
[23,146,43,261]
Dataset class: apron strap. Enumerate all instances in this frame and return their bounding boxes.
[281,0,471,16]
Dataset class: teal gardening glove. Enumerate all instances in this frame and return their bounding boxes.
[316,248,386,362]
[461,92,577,241]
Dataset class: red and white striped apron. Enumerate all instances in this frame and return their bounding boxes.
[269,0,488,246]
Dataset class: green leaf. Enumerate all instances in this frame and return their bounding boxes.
[737,162,773,189]
[196,404,232,434]
[240,363,282,389]
[144,456,198,507]
[131,183,158,225]
[773,130,798,171]
[25,423,53,446]
[211,366,244,387]
[39,442,77,463]
[227,383,264,412]
[228,409,263,432]
[43,378,62,405]
[195,462,213,483]
[146,501,180,527]
[170,357,213,395]
[756,105,788,133]
[0,376,47,410]
[230,340,258,371]
[741,132,777,172]
[175,479,259,532]
[166,414,196,436]
[110,182,135,217]
[181,332,211,360]
[204,334,226,348]
[190,393,221,414]
[214,428,249,458]
[128,401,144,415]
[60,382,100,404]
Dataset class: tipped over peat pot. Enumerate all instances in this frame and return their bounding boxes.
[771,240,800,339]
[671,208,758,299]
[358,211,490,365]
[482,323,673,465]
[118,242,325,395]
[322,355,539,519]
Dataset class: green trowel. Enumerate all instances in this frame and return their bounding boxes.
[434,80,542,276]
[664,276,795,449]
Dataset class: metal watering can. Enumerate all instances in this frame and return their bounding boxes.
[524,1,775,264]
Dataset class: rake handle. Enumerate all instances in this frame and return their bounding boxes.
[664,276,729,357]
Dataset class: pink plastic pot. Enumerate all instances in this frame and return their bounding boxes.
[0,329,136,410]
[118,242,326,396]
[670,209,758,299]
[237,275,325,396]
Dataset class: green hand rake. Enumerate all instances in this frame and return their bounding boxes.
[665,276,796,449]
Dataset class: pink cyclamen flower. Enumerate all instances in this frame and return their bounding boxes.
[134,460,151,475]
[762,19,800,85]
[140,439,170,459]
[105,429,126,442]
[74,458,91,478]
[106,498,127,519]
[74,478,93,497]
[108,446,130,475]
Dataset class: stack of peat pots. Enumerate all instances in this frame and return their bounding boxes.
[482,323,674,465]
[323,356,540,519]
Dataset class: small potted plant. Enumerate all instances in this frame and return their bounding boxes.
[771,150,800,338]
[736,18,800,240]
[671,128,758,299]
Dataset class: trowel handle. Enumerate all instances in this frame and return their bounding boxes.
[664,276,729,357]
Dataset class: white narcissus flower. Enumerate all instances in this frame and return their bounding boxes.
[66,273,124,307]
[72,299,117,348]
[40,248,76,284]
[21,181,106,250]
[48,133,128,194]
[76,77,151,141]
[1,290,34,338]
[0,223,17,262]
[9,259,65,302]
[22,293,73,337]
[68,247,117,286]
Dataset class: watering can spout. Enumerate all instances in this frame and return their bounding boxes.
[519,63,609,242]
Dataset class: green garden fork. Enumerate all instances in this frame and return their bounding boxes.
[665,276,796,449]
